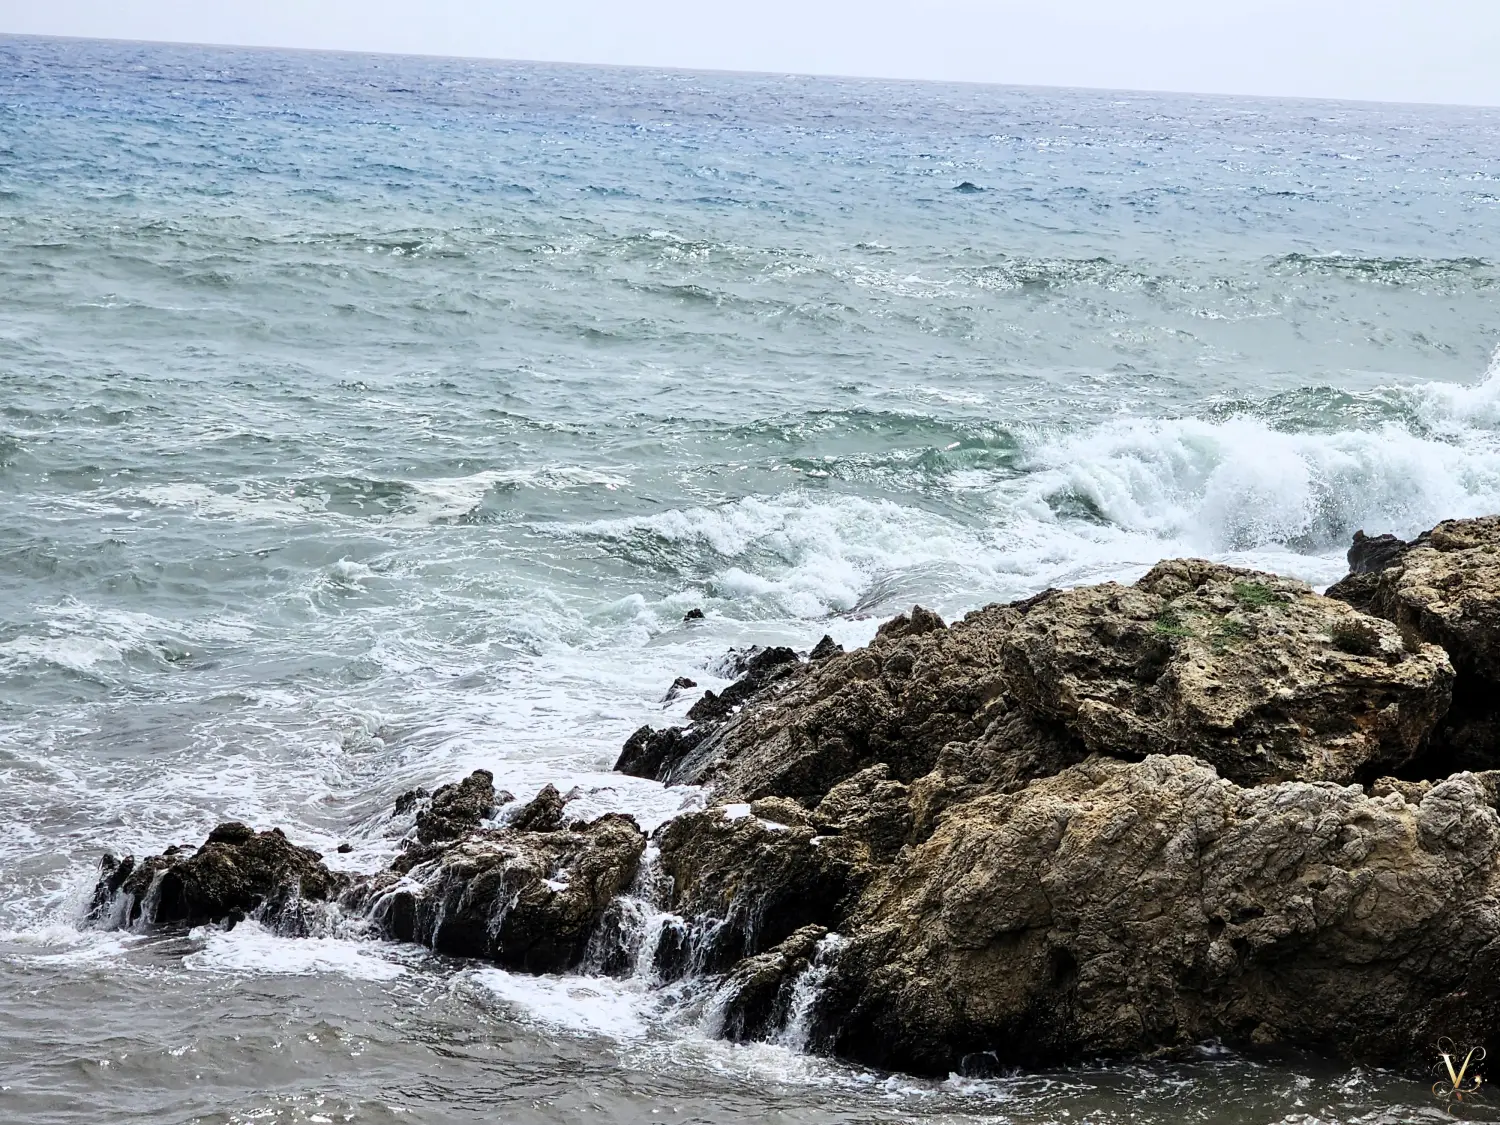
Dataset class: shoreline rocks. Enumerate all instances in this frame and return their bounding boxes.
[90,516,1500,1079]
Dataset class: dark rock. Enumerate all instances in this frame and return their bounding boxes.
[809,635,844,661]
[508,783,569,833]
[362,812,648,973]
[415,770,504,844]
[712,924,828,1041]
[684,608,706,621]
[393,787,430,817]
[663,676,697,702]
[1349,529,1411,574]
[336,842,354,854]
[653,807,869,973]
[89,824,347,932]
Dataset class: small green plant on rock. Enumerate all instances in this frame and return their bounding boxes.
[1231,580,1280,610]
[1153,607,1195,639]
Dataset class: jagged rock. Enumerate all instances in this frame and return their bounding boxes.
[393,787,429,816]
[813,754,1500,1075]
[663,676,697,702]
[810,765,911,858]
[89,823,347,932]
[1361,518,1500,686]
[615,645,809,785]
[1325,529,1417,613]
[1329,518,1500,772]
[876,605,946,641]
[653,807,868,971]
[998,559,1453,786]
[712,924,828,1041]
[809,635,844,661]
[684,608,706,621]
[619,602,1023,803]
[749,796,814,828]
[414,769,508,843]
[361,812,647,973]
[507,783,568,833]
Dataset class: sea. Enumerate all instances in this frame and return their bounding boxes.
[2,32,1499,1124]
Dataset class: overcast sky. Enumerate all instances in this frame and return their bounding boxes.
[3,0,1499,106]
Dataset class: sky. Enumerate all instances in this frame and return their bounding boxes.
[2,0,1499,106]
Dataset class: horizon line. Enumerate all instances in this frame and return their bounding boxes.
[5,30,1499,113]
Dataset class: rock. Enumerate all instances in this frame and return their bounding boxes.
[999,559,1453,786]
[813,755,1500,1076]
[508,783,569,833]
[89,824,347,932]
[652,806,869,972]
[359,812,647,973]
[1362,517,1500,686]
[876,605,946,641]
[414,770,508,844]
[809,635,844,661]
[392,787,430,817]
[1331,518,1500,772]
[684,608,706,621]
[615,645,808,785]
[711,924,828,1041]
[810,765,911,858]
[663,676,697,702]
[619,602,1022,803]
[336,842,354,854]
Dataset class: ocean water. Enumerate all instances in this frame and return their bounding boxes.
[3,32,1500,1123]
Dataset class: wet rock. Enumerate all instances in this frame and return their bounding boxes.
[507,783,569,833]
[363,812,647,973]
[815,754,1500,1076]
[622,603,1022,803]
[684,608,706,621]
[414,769,508,844]
[615,645,808,785]
[653,807,868,972]
[663,676,697,702]
[392,787,430,817]
[998,560,1453,786]
[712,924,828,1042]
[89,823,347,932]
[809,635,844,661]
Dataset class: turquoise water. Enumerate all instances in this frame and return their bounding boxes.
[3,33,1500,1123]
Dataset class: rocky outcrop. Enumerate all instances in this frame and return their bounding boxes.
[358,810,646,973]
[813,755,1500,1075]
[91,774,645,975]
[1000,559,1453,786]
[90,520,1500,1080]
[1330,517,1500,772]
[89,822,347,932]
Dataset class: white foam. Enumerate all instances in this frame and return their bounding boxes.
[182,922,407,981]
[468,968,649,1039]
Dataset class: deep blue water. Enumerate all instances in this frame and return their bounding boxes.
[2,33,1499,1124]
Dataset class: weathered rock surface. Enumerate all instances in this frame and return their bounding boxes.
[712,924,828,1042]
[359,811,647,973]
[652,806,868,971]
[89,822,347,932]
[815,754,1500,1074]
[1330,517,1500,773]
[91,523,1500,1080]
[1000,560,1453,786]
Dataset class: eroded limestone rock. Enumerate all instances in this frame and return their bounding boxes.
[999,560,1453,785]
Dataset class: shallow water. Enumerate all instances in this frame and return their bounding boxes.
[3,33,1500,1122]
